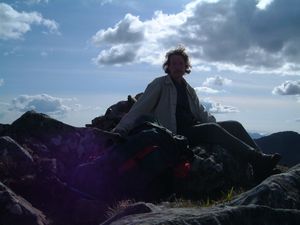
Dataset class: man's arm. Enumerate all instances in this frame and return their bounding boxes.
[114,77,162,135]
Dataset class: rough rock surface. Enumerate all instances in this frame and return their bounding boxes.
[0,181,48,225]
[0,136,34,178]
[102,164,300,225]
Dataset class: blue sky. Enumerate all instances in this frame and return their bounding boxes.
[0,0,300,134]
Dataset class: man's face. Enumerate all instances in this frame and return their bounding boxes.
[168,55,186,80]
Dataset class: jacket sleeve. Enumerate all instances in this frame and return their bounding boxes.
[114,78,162,134]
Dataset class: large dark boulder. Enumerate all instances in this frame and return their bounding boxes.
[4,110,120,181]
[0,136,34,178]
[0,182,48,225]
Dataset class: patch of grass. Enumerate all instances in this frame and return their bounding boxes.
[105,199,136,218]
[104,187,244,219]
[166,187,244,208]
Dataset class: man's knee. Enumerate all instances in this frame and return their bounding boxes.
[218,120,243,130]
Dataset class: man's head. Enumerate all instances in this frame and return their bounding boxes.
[163,46,192,79]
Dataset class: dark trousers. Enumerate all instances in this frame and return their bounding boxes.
[182,121,263,161]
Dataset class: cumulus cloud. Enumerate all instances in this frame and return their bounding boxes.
[0,3,59,40]
[91,0,300,75]
[9,94,73,115]
[92,14,144,45]
[203,76,232,87]
[194,76,231,95]
[256,0,274,10]
[194,86,220,94]
[201,98,239,114]
[92,44,139,65]
[272,80,300,95]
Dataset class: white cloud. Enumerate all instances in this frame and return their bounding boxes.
[92,14,144,45]
[272,80,300,95]
[193,65,212,72]
[201,98,239,114]
[0,78,4,86]
[92,44,139,65]
[194,86,220,94]
[203,75,232,87]
[9,94,73,115]
[91,0,300,75]
[0,3,59,40]
[256,0,274,10]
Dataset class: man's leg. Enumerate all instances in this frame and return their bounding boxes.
[183,122,281,177]
[217,120,261,150]
[184,122,257,158]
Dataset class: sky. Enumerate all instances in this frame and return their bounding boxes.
[0,0,300,135]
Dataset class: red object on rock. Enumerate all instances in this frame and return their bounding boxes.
[174,161,191,178]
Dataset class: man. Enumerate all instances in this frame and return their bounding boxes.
[114,46,280,176]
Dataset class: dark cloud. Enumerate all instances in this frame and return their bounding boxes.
[91,0,300,73]
[183,0,300,69]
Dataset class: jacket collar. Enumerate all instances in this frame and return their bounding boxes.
[165,74,187,86]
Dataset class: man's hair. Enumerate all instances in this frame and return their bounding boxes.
[162,46,192,74]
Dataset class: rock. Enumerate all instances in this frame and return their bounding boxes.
[99,164,300,225]
[0,123,10,136]
[86,94,139,131]
[228,163,300,209]
[173,144,254,199]
[0,181,48,225]
[0,136,34,178]
[101,202,154,225]
[5,110,120,180]
[105,204,300,225]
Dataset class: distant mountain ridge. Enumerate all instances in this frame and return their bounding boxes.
[249,132,266,139]
[255,131,300,167]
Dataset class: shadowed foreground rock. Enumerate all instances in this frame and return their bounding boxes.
[0,182,48,225]
[103,164,300,224]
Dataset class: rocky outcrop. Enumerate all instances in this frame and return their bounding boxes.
[0,98,297,225]
[2,110,121,181]
[102,164,300,225]
[86,94,139,131]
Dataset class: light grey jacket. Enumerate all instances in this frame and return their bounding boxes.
[115,75,216,134]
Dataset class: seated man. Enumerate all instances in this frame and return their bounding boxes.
[113,46,281,178]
